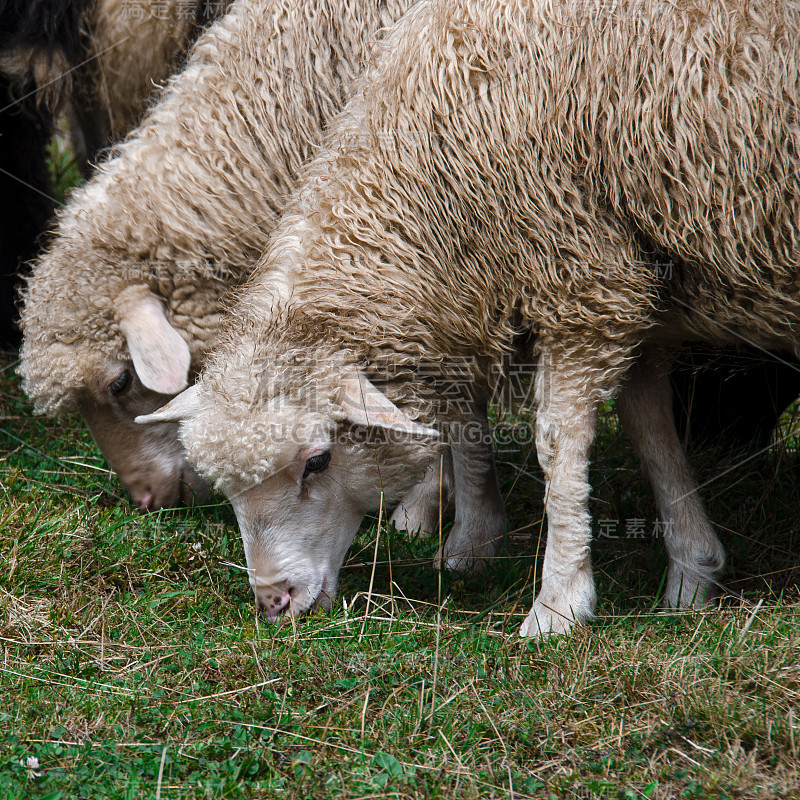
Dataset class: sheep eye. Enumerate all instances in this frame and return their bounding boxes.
[303,451,331,479]
[107,370,131,396]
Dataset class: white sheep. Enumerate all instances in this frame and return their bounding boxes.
[20,0,433,510]
[141,0,799,633]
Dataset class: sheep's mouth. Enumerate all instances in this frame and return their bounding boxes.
[312,577,334,612]
[137,471,190,511]
[263,578,334,622]
[177,472,192,506]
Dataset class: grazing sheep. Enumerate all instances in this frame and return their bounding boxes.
[143,0,800,632]
[20,0,442,513]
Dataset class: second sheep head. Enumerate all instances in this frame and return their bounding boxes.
[81,285,209,510]
[21,282,210,511]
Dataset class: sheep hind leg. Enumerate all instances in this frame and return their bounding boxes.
[616,348,725,608]
[390,452,455,536]
[520,352,602,637]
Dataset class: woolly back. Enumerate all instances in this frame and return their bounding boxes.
[317,0,799,345]
[204,0,800,431]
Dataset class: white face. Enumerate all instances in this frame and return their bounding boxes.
[22,283,204,510]
[80,359,208,510]
[229,439,379,618]
[80,285,203,510]
[140,371,440,619]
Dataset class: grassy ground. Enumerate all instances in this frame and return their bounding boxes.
[1,351,799,800]
[2,136,799,799]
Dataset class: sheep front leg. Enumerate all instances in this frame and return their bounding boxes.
[437,407,506,572]
[391,407,504,572]
[616,349,725,607]
[520,354,600,637]
[390,453,454,535]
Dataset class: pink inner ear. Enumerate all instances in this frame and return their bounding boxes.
[337,371,439,437]
[117,287,191,396]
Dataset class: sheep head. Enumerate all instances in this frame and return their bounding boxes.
[137,366,441,619]
[20,282,207,510]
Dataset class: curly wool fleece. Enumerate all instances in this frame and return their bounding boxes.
[88,0,233,140]
[185,0,800,487]
[19,0,414,414]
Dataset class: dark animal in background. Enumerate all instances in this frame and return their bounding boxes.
[0,0,95,348]
[671,347,800,452]
[0,0,227,350]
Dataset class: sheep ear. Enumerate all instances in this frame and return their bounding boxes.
[135,384,204,425]
[336,372,439,437]
[116,286,191,395]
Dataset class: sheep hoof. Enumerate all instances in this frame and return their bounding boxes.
[520,572,595,637]
[434,546,493,573]
[433,520,502,573]
[664,542,726,609]
[519,600,580,638]
[663,570,720,609]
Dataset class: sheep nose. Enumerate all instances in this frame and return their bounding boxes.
[132,483,183,511]
[135,489,154,511]
[135,488,177,512]
[254,583,293,620]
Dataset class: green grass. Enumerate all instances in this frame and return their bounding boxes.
[2,353,799,799]
[46,132,83,208]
